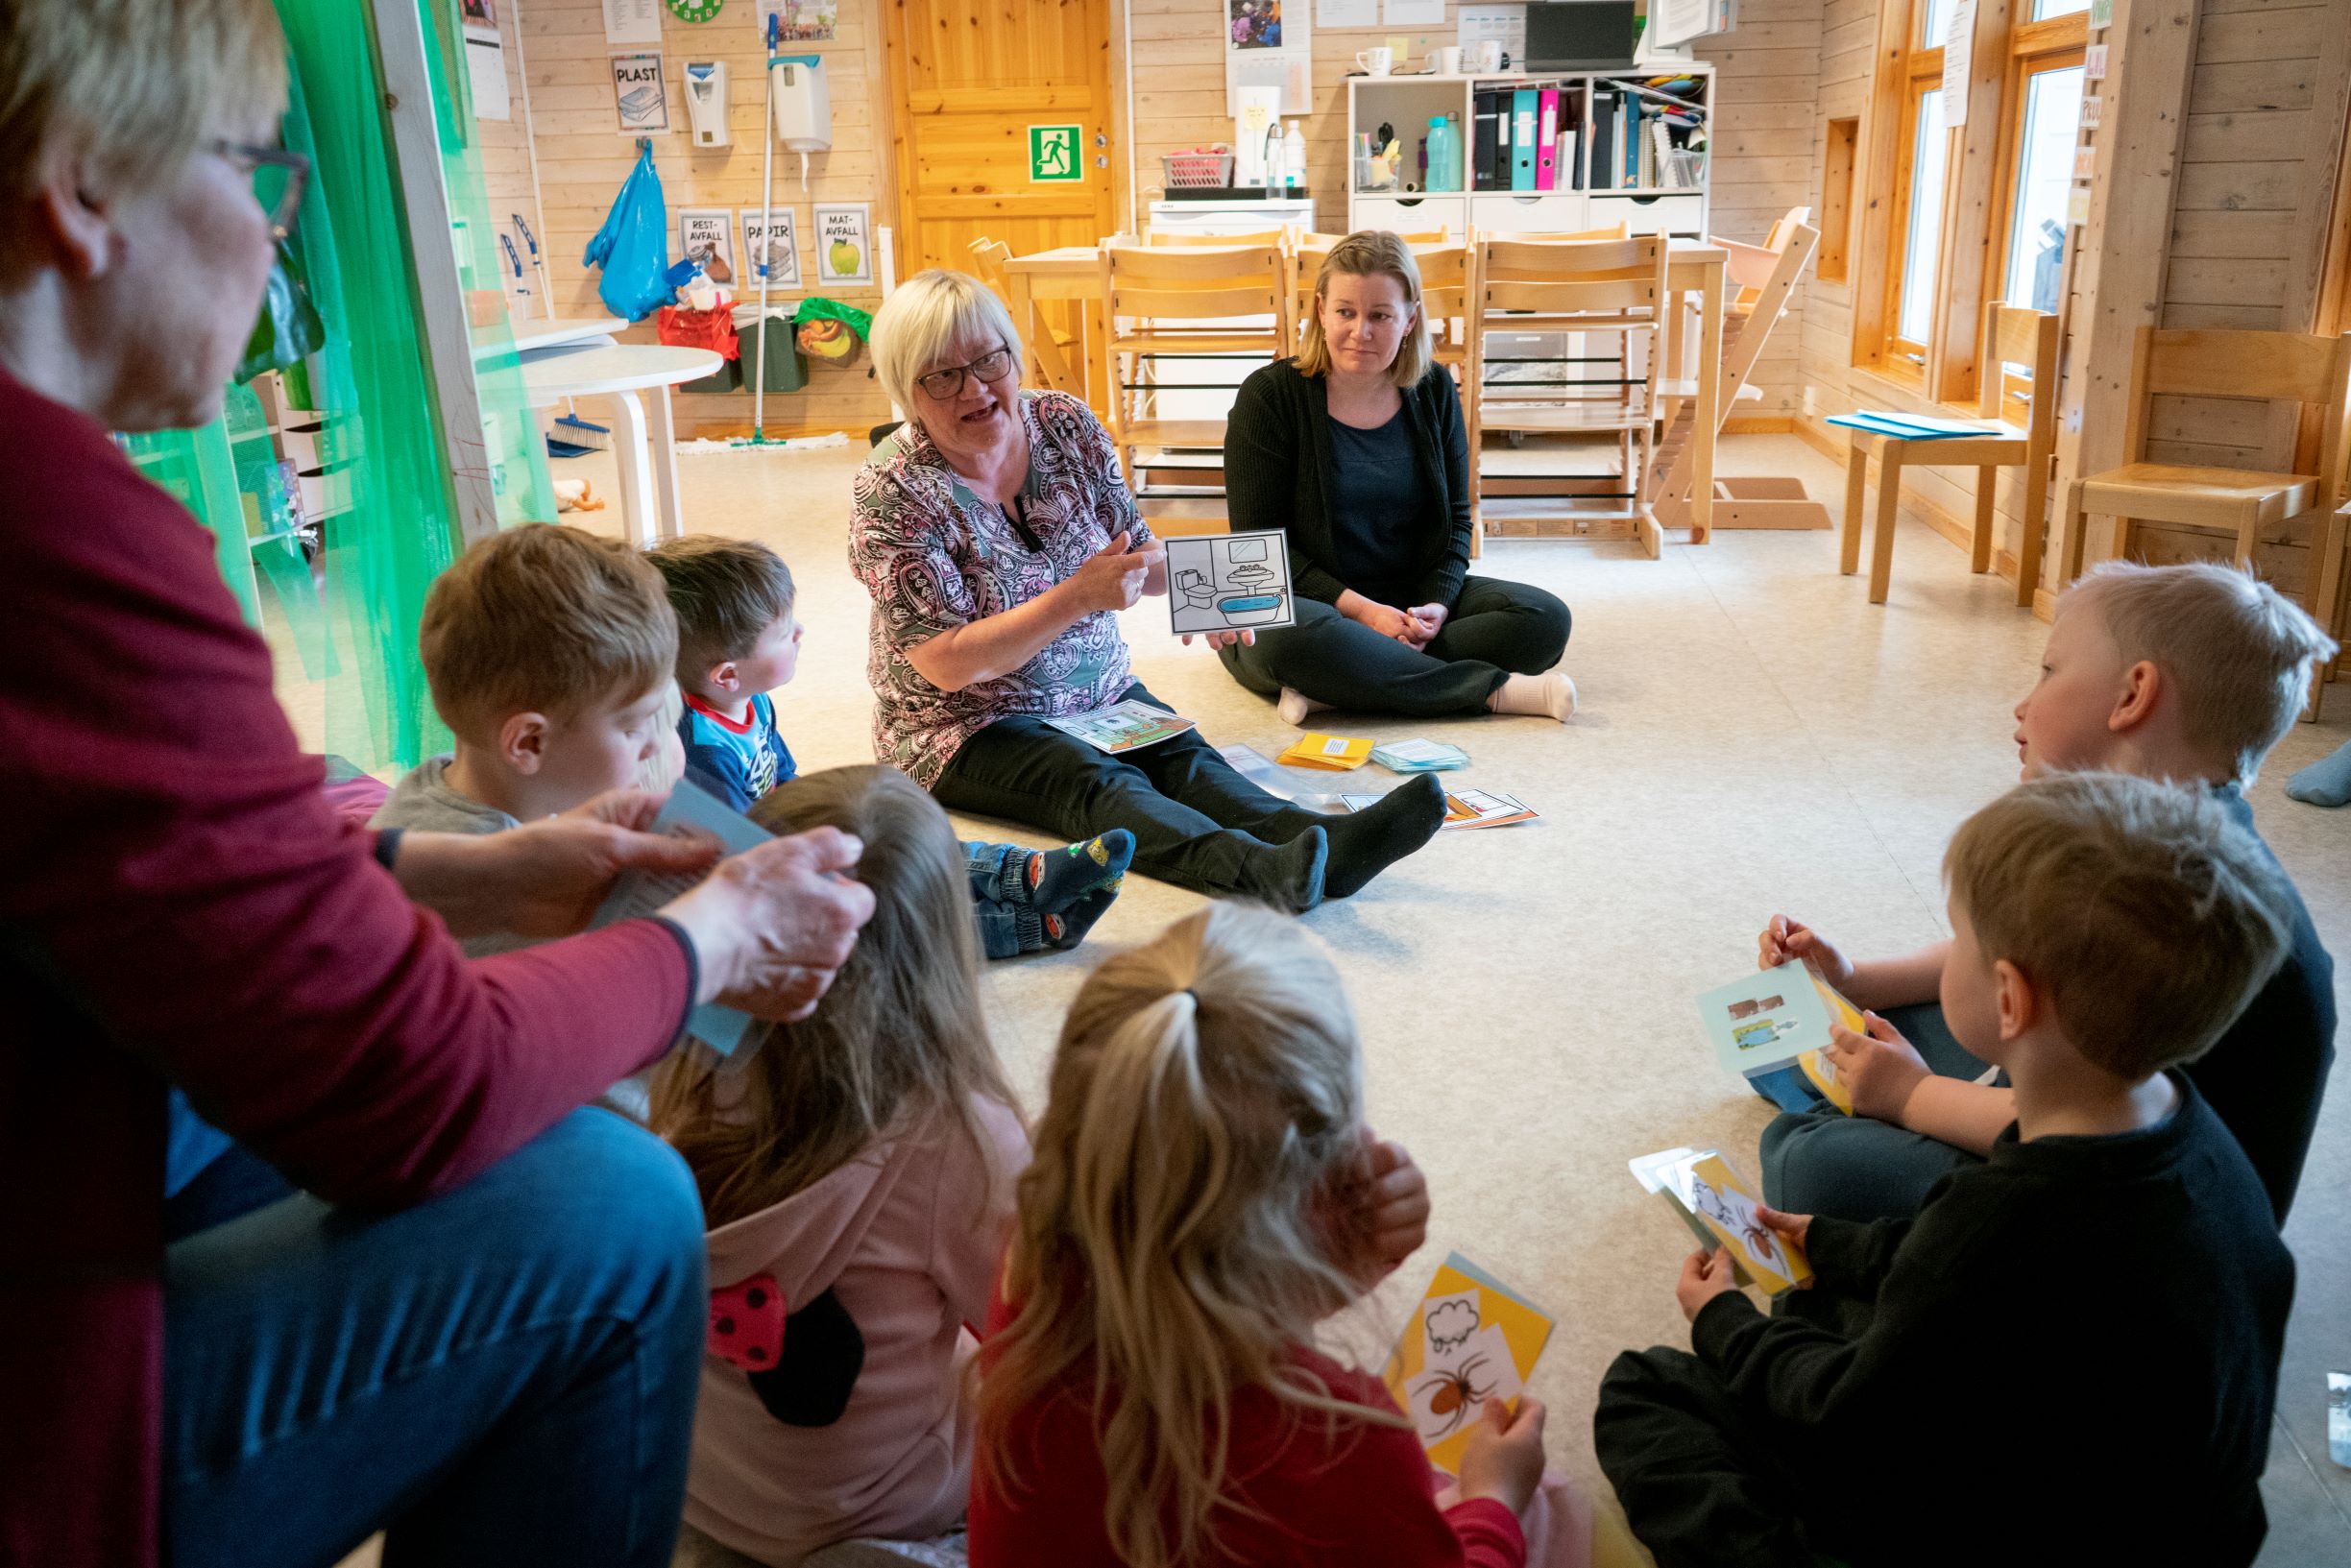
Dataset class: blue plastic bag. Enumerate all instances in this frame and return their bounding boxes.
[582,143,672,323]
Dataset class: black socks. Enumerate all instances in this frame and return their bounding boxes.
[1321,773,1446,899]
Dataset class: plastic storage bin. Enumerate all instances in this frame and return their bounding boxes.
[735,304,809,393]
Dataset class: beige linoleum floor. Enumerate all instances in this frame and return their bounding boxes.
[292,432,2351,1566]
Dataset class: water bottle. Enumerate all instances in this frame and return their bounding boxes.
[1425,115,1461,193]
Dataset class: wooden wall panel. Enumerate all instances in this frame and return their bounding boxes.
[509,0,895,440]
[2154,0,2351,609]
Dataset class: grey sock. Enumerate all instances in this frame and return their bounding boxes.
[2286,738,2351,807]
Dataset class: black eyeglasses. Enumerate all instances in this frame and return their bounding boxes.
[915,345,1015,401]
[210,141,311,238]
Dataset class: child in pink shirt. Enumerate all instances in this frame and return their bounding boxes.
[652,765,1027,1565]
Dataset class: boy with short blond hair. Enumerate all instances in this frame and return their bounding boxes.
[373,524,679,950]
[645,532,1132,959]
[1602,771,2298,1568]
[1758,560,2338,1223]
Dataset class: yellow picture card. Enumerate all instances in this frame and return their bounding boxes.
[1684,1154,1811,1295]
[1276,733,1374,770]
[1380,1253,1554,1477]
[1797,1048,1855,1115]
[1808,971,1868,1036]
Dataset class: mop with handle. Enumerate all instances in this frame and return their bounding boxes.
[684,16,848,456]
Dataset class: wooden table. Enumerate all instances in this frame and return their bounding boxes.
[1000,239,1729,547]
[520,343,722,546]
[1001,245,1115,411]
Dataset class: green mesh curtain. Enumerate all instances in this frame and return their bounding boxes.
[271,0,553,770]
[422,0,555,531]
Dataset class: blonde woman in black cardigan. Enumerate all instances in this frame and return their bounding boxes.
[1219,231,1575,725]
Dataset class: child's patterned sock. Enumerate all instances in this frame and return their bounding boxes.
[1048,883,1121,951]
[1020,830,1135,912]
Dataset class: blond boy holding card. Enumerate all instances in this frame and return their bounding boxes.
[1598,772,2297,1568]
[1758,561,2338,1225]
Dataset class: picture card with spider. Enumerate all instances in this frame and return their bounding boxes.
[1379,1253,1555,1475]
[1628,1146,1812,1296]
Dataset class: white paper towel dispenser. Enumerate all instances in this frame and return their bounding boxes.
[769,55,830,152]
[684,61,728,149]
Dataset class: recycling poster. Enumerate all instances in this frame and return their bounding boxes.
[813,203,872,285]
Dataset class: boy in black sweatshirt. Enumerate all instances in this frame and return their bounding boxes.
[1596,772,2298,1568]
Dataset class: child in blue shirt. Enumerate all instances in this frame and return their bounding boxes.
[647,535,1128,957]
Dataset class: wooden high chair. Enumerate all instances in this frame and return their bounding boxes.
[1471,234,1671,545]
[1840,303,2060,606]
[1649,219,1824,541]
[966,238,1084,400]
[1099,240,1293,491]
[2058,327,2351,601]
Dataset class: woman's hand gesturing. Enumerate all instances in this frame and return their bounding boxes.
[1064,530,1166,615]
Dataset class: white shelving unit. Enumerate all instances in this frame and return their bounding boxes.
[1345,69,1711,242]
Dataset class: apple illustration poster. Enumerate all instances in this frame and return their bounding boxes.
[814,203,872,285]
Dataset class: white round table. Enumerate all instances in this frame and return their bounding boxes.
[520,342,724,547]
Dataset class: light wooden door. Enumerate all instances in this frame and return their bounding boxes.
[884,0,1119,277]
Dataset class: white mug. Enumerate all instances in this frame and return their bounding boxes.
[1427,45,1463,75]
[1355,46,1393,76]
[1475,39,1504,73]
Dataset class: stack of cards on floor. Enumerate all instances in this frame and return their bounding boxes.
[1629,1147,1812,1295]
[1443,788,1537,829]
[1277,733,1374,770]
[1044,699,1197,755]
[1371,738,1469,773]
[1694,959,1865,1113]
[1379,1253,1554,1476]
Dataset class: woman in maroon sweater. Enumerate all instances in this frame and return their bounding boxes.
[0,4,873,1565]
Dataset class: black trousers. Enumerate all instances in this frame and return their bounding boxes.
[1218,576,1571,716]
[1593,1347,1845,1568]
[932,682,1321,902]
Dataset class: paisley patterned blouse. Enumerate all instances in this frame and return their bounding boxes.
[849,390,1155,788]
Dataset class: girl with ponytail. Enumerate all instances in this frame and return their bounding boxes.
[971,904,1578,1567]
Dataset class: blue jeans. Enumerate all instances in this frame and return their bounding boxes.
[163,1108,707,1568]
[1757,1001,1998,1223]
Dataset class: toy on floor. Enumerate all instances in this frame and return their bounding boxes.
[550,478,605,513]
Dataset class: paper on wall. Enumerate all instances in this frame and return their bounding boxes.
[1941,0,1975,126]
[1321,0,1377,25]
[1457,4,1525,62]
[613,52,668,134]
[1383,0,1443,25]
[466,36,511,121]
[740,208,803,288]
[604,0,663,45]
[813,204,873,285]
[678,209,736,279]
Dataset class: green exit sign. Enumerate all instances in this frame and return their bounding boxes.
[1029,124,1083,183]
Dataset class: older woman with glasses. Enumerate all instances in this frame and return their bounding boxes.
[852,270,1447,912]
[0,4,873,1564]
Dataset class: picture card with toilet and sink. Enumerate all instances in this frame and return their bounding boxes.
[1167,529,1296,637]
